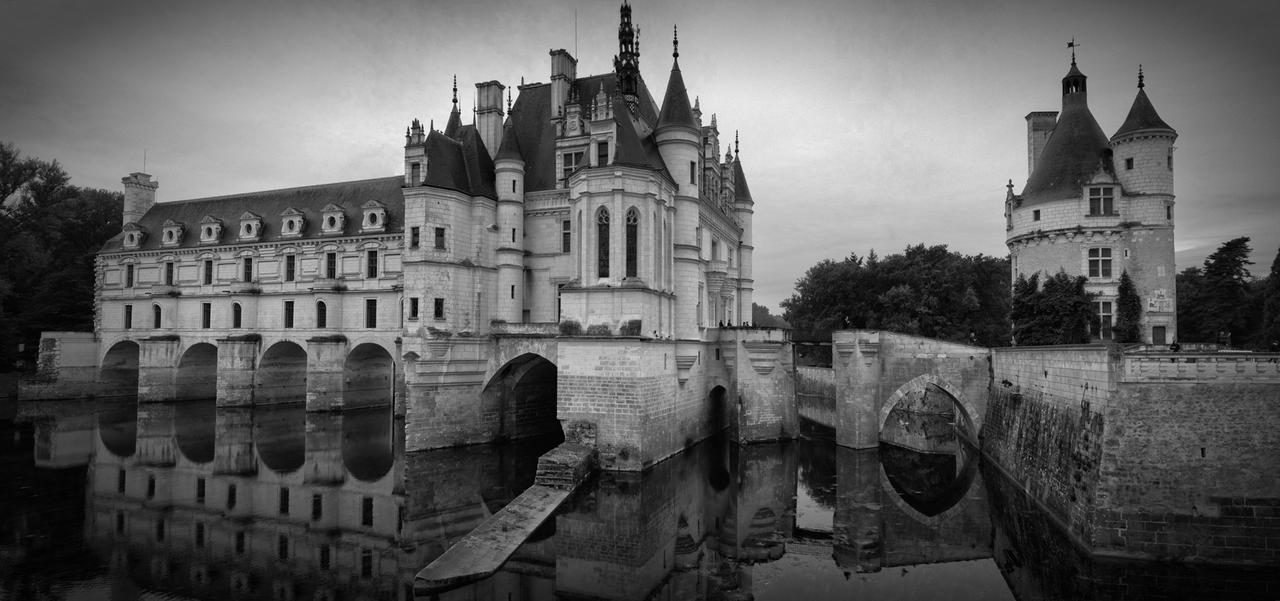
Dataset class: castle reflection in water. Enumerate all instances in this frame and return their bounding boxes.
[2,399,1276,600]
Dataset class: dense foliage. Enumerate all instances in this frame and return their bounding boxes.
[750,302,789,328]
[1177,237,1279,349]
[1113,271,1142,343]
[1010,271,1094,345]
[0,142,123,370]
[781,244,1010,346]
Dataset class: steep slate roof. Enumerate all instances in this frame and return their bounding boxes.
[1021,65,1111,204]
[506,72,668,191]
[421,126,496,199]
[733,158,752,201]
[101,177,404,252]
[444,106,463,138]
[495,119,523,162]
[656,59,697,130]
[1112,88,1174,139]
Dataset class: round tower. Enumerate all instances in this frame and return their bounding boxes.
[494,119,526,323]
[1110,66,1177,197]
[732,134,756,324]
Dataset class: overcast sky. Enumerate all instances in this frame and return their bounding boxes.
[2,0,1276,311]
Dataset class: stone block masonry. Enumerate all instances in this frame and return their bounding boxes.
[986,346,1280,565]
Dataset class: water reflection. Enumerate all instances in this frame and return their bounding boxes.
[1,400,1277,599]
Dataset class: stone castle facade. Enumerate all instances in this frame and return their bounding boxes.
[1005,58,1178,344]
[55,2,797,472]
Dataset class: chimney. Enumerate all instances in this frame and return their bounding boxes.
[475,80,505,160]
[549,49,577,118]
[1025,111,1057,178]
[121,172,158,225]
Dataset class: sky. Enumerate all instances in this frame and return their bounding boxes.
[2,0,1277,312]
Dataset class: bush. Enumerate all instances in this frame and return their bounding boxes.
[585,324,612,336]
[619,319,642,336]
[558,320,582,336]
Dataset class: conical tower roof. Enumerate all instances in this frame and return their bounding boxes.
[1021,61,1110,203]
[1112,69,1174,139]
[495,118,523,162]
[657,29,697,131]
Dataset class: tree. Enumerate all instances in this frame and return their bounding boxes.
[1262,247,1280,349]
[1113,271,1142,343]
[751,303,789,328]
[1010,270,1093,345]
[1178,237,1254,345]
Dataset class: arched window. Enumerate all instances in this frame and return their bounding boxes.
[596,207,610,278]
[625,208,639,278]
[152,305,161,329]
[316,301,327,329]
[232,303,242,329]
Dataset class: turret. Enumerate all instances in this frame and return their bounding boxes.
[404,118,427,186]
[1110,66,1177,196]
[612,2,640,102]
[475,80,506,160]
[495,119,527,322]
[655,25,701,199]
[732,133,755,322]
[121,172,157,225]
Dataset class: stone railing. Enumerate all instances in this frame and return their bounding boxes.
[1121,351,1280,383]
[489,322,559,337]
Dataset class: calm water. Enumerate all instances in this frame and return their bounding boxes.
[1,398,1276,600]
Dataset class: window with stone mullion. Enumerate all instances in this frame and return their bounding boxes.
[625,208,639,278]
[597,207,610,278]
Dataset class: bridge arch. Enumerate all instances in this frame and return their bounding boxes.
[255,404,304,473]
[481,352,561,442]
[174,400,216,464]
[878,441,980,526]
[100,340,140,396]
[344,343,395,409]
[257,341,308,404]
[342,408,395,482]
[176,343,218,401]
[98,400,137,458]
[877,374,979,445]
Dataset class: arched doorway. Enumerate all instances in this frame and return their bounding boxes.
[480,353,561,442]
[257,341,307,404]
[100,341,140,397]
[344,343,394,409]
[176,343,218,401]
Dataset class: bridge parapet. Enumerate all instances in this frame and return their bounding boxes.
[1121,351,1280,383]
[490,322,559,337]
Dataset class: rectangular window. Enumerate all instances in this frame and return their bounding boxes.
[116,512,125,534]
[562,220,571,253]
[510,285,515,299]
[1124,157,1134,170]
[690,160,696,184]
[235,531,245,555]
[147,476,155,499]
[410,162,421,184]
[227,484,237,509]
[283,301,294,328]
[117,469,126,493]
[125,264,134,287]
[434,227,446,250]
[597,141,608,166]
[155,519,165,542]
[1167,205,1172,220]
[325,253,337,278]
[201,303,211,329]
[203,260,213,284]
[1168,153,1173,170]
[312,494,323,521]
[362,497,374,527]
[319,545,331,570]
[278,534,289,560]
[512,228,517,243]
[409,297,419,320]
[561,151,584,183]
[279,487,289,515]
[164,262,174,285]
[195,522,205,547]
[196,477,206,504]
[410,226,420,248]
[365,299,377,328]
[361,549,373,579]
[316,301,327,328]
[154,305,161,329]
[1088,248,1113,278]
[124,305,133,329]
[285,255,296,281]
[1033,209,1040,221]
[367,250,378,278]
[433,298,444,319]
[1091,300,1114,340]
[1088,186,1114,216]
[242,257,253,282]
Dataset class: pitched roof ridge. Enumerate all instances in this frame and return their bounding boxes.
[158,176,403,205]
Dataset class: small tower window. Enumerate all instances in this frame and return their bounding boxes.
[124,305,133,329]
[365,299,377,328]
[562,220,571,253]
[201,303,211,328]
[433,298,445,319]
[1124,157,1134,170]
[283,301,294,328]
[153,305,161,329]
[410,162,421,184]
[690,161,696,184]
[597,141,608,166]
[316,301,327,328]
[410,226,420,248]
[409,297,419,320]
[625,208,639,278]
[285,255,296,282]
[1033,210,1040,221]
[204,259,213,284]
[125,264,135,288]
[434,227,446,250]
[232,303,242,328]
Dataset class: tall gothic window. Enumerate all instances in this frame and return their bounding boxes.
[596,207,610,278]
[625,208,639,278]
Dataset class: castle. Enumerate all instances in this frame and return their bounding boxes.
[1005,55,1178,344]
[36,2,796,471]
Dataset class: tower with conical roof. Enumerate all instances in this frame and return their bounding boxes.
[1006,56,1177,344]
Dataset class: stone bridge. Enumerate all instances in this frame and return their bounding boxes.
[824,330,991,449]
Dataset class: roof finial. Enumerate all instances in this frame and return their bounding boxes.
[507,89,512,111]
[734,130,739,156]
[673,25,679,59]
[452,75,458,106]
[1137,64,1145,89]
[1067,36,1079,65]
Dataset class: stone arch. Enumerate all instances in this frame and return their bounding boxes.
[876,374,979,444]
[174,400,215,464]
[255,403,304,474]
[176,343,218,401]
[257,341,308,404]
[342,408,395,482]
[100,340,140,397]
[481,352,561,442]
[97,399,137,458]
[344,343,394,409]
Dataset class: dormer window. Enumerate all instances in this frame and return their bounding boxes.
[122,223,146,249]
[280,208,305,238]
[321,204,346,235]
[361,200,387,233]
[239,212,263,241]
[160,220,185,247]
[1088,186,1115,216]
[199,216,223,244]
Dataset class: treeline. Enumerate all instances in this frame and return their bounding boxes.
[0,142,124,370]
[1178,237,1279,349]
[781,244,1010,347]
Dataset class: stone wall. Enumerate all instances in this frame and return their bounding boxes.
[796,366,835,428]
[18,332,101,400]
[724,328,797,443]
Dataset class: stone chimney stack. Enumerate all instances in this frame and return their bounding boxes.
[550,49,577,119]
[121,172,158,225]
[475,80,505,160]
[1025,111,1057,179]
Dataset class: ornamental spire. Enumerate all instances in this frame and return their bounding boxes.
[673,24,679,59]
[1138,64,1145,89]
[452,75,458,107]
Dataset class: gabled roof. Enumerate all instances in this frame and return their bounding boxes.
[1112,88,1174,139]
[657,59,697,130]
[1021,102,1110,204]
[101,177,404,253]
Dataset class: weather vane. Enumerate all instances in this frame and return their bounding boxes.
[1067,36,1079,64]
